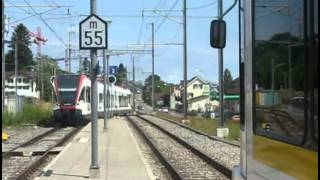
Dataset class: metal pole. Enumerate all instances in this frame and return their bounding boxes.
[132,55,135,112]
[40,50,44,100]
[65,49,68,74]
[79,54,82,73]
[15,38,18,113]
[151,22,155,112]
[103,50,107,129]
[2,0,5,115]
[111,84,113,118]
[218,0,224,127]
[106,54,110,118]
[68,31,72,73]
[90,0,99,171]
[183,0,188,120]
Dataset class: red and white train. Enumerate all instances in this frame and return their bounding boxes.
[51,74,132,126]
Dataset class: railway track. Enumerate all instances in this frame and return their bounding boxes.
[138,114,240,170]
[127,115,231,179]
[2,126,83,180]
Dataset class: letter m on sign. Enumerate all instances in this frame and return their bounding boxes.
[90,21,97,29]
[79,14,108,49]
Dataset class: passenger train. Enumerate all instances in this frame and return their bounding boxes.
[211,0,317,179]
[51,74,132,126]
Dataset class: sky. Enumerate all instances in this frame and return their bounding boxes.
[4,0,240,84]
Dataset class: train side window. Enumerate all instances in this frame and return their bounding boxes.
[253,0,310,148]
[79,89,85,101]
[87,87,91,103]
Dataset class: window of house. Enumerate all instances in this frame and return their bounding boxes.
[193,84,197,89]
[8,79,13,83]
[99,93,103,103]
[17,78,22,83]
[23,86,29,90]
[23,78,29,83]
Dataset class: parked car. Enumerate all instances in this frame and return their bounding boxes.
[162,107,169,113]
[137,105,144,110]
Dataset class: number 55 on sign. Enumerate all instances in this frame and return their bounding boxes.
[79,15,108,49]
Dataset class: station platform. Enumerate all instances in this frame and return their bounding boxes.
[35,117,154,180]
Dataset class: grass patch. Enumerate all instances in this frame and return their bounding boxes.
[156,112,240,141]
[3,102,53,128]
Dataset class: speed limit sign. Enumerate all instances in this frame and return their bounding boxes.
[79,15,108,49]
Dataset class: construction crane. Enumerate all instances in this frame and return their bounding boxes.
[29,27,47,99]
[28,27,48,58]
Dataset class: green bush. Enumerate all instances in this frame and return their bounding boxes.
[2,102,53,127]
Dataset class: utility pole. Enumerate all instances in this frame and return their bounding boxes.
[14,38,18,113]
[79,54,82,73]
[218,0,224,127]
[106,54,110,119]
[132,55,136,113]
[68,29,72,73]
[103,50,107,129]
[64,49,68,73]
[89,0,99,174]
[151,22,155,112]
[183,0,188,120]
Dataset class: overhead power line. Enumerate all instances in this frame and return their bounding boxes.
[187,1,217,10]
[154,0,180,33]
[10,7,60,24]
[23,0,66,46]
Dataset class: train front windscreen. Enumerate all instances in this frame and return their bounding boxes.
[56,75,81,105]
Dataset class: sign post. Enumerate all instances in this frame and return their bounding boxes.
[79,3,108,177]
[80,14,108,50]
[108,75,116,118]
[108,66,118,75]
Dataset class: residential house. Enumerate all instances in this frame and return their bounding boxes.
[170,85,182,110]
[5,71,40,99]
[178,76,219,113]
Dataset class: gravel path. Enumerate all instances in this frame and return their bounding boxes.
[130,116,228,180]
[2,126,54,152]
[2,127,76,180]
[140,115,240,170]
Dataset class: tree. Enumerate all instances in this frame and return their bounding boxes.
[40,55,63,101]
[223,68,233,94]
[142,74,169,106]
[5,23,34,71]
[115,63,127,86]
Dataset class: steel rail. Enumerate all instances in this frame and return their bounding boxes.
[144,112,240,147]
[15,126,83,180]
[136,115,232,178]
[126,116,183,180]
[2,128,60,159]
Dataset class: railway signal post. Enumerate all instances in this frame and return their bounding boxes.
[79,0,108,177]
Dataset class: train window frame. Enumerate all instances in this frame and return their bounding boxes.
[86,87,91,103]
[251,0,319,150]
[79,88,85,102]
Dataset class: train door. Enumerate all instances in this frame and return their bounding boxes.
[239,0,318,179]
